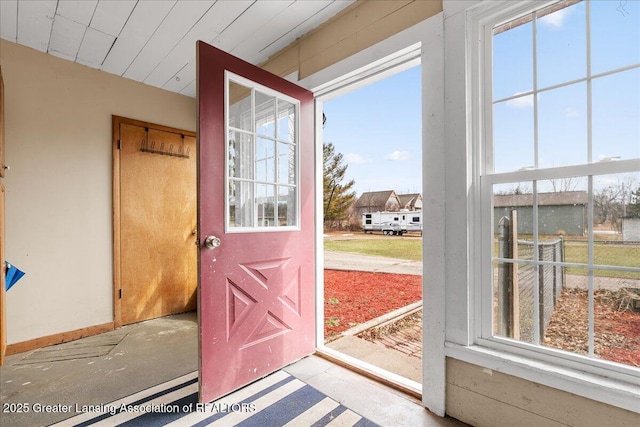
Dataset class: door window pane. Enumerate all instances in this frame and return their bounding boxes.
[277,99,296,143]
[229,180,253,227]
[226,74,298,230]
[228,131,253,180]
[278,142,295,185]
[278,185,296,226]
[255,91,276,138]
[256,137,275,183]
[256,184,276,227]
[229,82,252,131]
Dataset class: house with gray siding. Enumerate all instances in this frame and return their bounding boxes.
[494,191,588,236]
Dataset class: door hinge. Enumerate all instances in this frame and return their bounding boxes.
[117,139,122,149]
[119,289,122,299]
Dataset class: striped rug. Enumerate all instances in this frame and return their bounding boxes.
[51,370,380,426]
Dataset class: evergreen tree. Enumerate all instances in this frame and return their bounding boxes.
[628,186,640,217]
[323,143,356,226]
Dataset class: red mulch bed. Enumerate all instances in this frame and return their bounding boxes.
[324,269,421,339]
[324,269,640,367]
[544,288,640,367]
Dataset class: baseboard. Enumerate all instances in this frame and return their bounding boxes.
[5,322,115,356]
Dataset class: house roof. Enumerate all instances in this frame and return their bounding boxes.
[494,191,588,208]
[0,1,355,98]
[397,193,422,206]
[355,190,398,208]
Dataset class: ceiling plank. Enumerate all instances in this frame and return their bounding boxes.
[76,28,115,69]
[179,80,196,98]
[48,15,86,61]
[17,0,57,52]
[123,1,213,82]
[162,62,194,94]
[90,0,137,37]
[212,0,294,55]
[100,0,177,76]
[0,0,18,42]
[145,0,252,88]
[56,0,98,26]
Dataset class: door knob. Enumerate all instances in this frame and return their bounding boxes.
[204,236,221,249]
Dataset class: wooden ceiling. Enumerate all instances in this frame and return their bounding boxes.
[0,0,354,97]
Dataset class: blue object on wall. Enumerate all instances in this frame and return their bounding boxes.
[5,261,25,291]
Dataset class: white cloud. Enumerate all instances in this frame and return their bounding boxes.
[564,107,579,118]
[385,150,411,161]
[506,93,534,109]
[539,7,570,28]
[345,153,370,164]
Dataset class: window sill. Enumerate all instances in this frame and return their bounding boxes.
[445,342,640,414]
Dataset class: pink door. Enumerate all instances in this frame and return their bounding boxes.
[197,41,315,403]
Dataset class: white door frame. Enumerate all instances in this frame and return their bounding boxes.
[295,13,446,415]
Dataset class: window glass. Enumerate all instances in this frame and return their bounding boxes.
[229,82,252,131]
[493,21,533,100]
[592,68,640,162]
[226,75,298,230]
[255,91,276,138]
[277,99,296,143]
[591,0,640,75]
[493,99,534,173]
[538,82,587,168]
[488,1,640,369]
[536,1,586,89]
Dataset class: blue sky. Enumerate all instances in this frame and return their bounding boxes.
[322,1,638,198]
[492,0,639,179]
[321,66,422,197]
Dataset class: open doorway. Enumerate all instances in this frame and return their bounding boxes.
[316,61,423,394]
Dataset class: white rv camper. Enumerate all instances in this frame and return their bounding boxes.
[362,211,423,235]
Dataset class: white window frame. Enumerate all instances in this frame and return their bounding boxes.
[448,0,640,412]
[224,71,301,233]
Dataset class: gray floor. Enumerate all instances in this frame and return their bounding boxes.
[0,312,462,427]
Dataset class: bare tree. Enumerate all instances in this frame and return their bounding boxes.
[548,177,582,192]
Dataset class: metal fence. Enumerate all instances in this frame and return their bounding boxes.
[516,238,565,343]
[496,214,565,344]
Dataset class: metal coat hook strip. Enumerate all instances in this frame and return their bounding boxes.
[140,139,190,159]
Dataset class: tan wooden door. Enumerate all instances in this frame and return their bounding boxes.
[115,117,197,325]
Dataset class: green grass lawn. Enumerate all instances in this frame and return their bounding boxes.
[325,237,640,279]
[564,241,640,279]
[324,238,422,261]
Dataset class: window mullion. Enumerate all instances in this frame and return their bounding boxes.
[532,11,539,170]
[586,0,593,164]
[587,176,595,358]
[532,181,540,345]
[251,88,257,228]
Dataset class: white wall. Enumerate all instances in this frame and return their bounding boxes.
[1,40,196,344]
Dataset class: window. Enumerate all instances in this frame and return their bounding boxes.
[480,0,639,375]
[226,72,299,231]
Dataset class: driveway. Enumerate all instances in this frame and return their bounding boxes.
[324,250,423,276]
